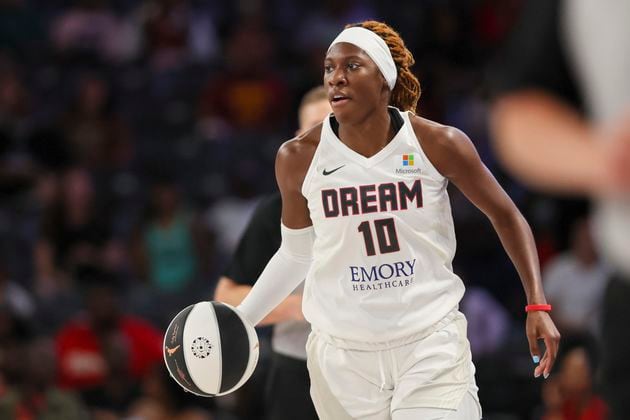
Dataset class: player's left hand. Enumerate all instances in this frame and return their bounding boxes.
[525,311,560,379]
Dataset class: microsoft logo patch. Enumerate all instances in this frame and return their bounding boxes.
[402,154,414,166]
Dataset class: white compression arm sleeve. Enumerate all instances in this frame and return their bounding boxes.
[237,223,314,326]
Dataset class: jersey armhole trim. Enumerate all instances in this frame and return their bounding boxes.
[404,111,447,183]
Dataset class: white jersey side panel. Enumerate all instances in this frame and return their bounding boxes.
[301,109,465,342]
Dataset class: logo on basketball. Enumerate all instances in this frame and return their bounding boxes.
[165,344,181,357]
[169,323,179,345]
[191,337,212,359]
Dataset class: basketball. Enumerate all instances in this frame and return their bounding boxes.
[163,301,259,397]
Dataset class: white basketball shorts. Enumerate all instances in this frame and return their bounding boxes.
[306,310,482,420]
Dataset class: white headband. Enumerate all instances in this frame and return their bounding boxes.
[328,27,397,90]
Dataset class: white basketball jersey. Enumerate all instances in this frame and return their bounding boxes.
[301,108,465,342]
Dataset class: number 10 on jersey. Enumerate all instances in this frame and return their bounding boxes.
[358,218,400,256]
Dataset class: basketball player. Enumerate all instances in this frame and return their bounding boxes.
[489,1,630,418]
[214,86,329,420]
[238,20,560,419]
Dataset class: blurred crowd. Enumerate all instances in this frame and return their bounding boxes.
[0,0,610,419]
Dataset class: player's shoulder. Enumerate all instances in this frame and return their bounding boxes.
[408,114,476,178]
[276,121,323,174]
[408,114,469,150]
[278,122,322,159]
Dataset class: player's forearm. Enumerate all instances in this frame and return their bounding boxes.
[490,208,547,305]
[237,224,314,326]
[491,91,605,195]
[237,252,309,326]
[214,277,302,326]
[214,277,252,306]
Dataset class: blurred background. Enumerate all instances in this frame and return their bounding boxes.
[0,0,608,419]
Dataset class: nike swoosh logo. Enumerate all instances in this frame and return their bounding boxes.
[322,165,345,176]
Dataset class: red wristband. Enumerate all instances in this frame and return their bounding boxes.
[525,304,552,312]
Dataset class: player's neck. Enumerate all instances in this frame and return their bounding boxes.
[338,107,394,158]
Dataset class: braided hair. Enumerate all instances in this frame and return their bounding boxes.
[347,21,421,113]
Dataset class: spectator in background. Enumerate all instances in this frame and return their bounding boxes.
[35,167,118,296]
[54,266,162,391]
[0,61,31,151]
[471,0,521,54]
[0,261,35,323]
[489,1,630,417]
[61,74,134,171]
[129,178,209,328]
[197,18,288,137]
[0,335,87,419]
[142,0,219,71]
[132,179,203,293]
[537,376,563,420]
[81,331,141,419]
[460,285,511,359]
[533,335,608,420]
[0,300,84,418]
[127,365,215,420]
[0,303,31,366]
[543,217,610,337]
[50,0,139,63]
[549,335,607,420]
[143,0,189,71]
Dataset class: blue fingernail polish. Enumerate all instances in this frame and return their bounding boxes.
[532,355,540,364]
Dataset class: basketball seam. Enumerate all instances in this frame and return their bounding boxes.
[208,301,223,393]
